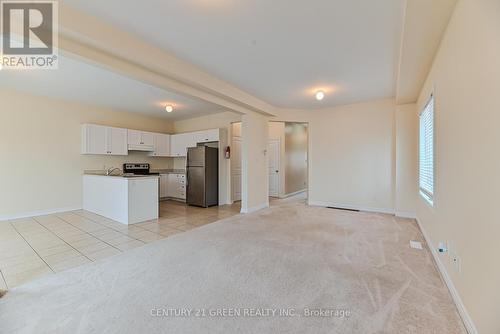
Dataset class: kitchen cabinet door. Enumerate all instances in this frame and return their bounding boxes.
[167,174,177,197]
[108,127,128,155]
[166,174,186,199]
[82,124,127,155]
[184,133,197,152]
[160,174,169,198]
[195,129,219,143]
[178,174,186,199]
[82,124,107,155]
[170,135,180,156]
[151,133,170,157]
[127,130,142,146]
[170,134,190,157]
[141,132,155,146]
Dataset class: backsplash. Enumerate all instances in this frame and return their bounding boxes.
[173,157,187,170]
[83,151,174,173]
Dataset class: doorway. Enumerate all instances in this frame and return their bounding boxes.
[231,121,308,204]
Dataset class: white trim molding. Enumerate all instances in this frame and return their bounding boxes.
[0,207,82,222]
[415,218,478,334]
[308,201,395,215]
[240,203,269,214]
[280,189,306,199]
[395,211,417,219]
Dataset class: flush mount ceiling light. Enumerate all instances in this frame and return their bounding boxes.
[315,91,325,101]
[165,105,174,113]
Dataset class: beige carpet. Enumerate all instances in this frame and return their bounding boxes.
[0,199,466,333]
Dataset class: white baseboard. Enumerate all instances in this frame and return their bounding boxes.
[280,189,306,199]
[308,201,395,215]
[240,202,269,214]
[0,206,82,222]
[395,211,417,219]
[415,218,478,334]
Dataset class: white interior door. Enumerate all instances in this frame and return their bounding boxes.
[268,139,280,197]
[231,136,242,201]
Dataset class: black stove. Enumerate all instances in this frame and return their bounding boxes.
[123,163,159,175]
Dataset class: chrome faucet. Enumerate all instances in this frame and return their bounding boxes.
[105,167,122,176]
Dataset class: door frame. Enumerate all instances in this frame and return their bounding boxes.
[231,134,242,202]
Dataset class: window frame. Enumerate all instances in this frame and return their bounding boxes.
[419,94,435,206]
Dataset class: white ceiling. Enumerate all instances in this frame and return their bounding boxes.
[64,0,406,109]
[0,55,225,120]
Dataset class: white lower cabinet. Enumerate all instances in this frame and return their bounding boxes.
[159,174,169,198]
[167,173,186,199]
[159,173,186,200]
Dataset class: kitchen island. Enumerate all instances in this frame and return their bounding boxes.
[83,174,159,225]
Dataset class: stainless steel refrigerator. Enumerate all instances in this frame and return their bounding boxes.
[186,146,219,207]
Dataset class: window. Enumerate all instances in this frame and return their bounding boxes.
[419,95,434,205]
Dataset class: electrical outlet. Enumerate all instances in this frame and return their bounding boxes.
[410,240,423,250]
[450,252,461,273]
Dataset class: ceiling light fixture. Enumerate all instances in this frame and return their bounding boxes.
[165,105,174,113]
[315,91,325,101]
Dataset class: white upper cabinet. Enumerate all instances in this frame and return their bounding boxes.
[82,125,220,158]
[107,127,128,155]
[82,124,107,155]
[170,129,219,157]
[127,129,142,146]
[150,133,170,157]
[170,134,184,157]
[141,132,155,146]
[82,124,128,156]
[170,133,196,157]
[127,130,155,151]
[194,129,219,143]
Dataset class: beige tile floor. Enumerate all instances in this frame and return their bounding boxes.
[0,200,241,289]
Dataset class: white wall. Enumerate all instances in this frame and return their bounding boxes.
[308,99,396,213]
[174,99,410,214]
[241,113,269,212]
[416,1,500,332]
[0,89,174,220]
[395,104,418,217]
[285,123,308,195]
[232,121,305,199]
[173,111,242,133]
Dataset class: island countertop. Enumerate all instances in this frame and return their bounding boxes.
[83,175,159,224]
[83,173,160,180]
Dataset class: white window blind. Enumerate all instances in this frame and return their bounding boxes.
[419,95,434,203]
